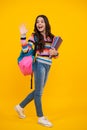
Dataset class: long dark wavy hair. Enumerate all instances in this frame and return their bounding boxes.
[33,15,54,52]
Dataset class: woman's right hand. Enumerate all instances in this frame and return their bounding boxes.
[19,24,28,35]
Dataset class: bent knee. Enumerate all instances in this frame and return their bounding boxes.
[34,91,43,97]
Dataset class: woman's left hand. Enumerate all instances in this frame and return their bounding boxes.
[49,48,58,56]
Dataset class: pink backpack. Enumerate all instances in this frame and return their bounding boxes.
[18,55,33,76]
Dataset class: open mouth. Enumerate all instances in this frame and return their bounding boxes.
[38,26,43,30]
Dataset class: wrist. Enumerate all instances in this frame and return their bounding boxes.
[20,33,26,40]
[21,33,26,37]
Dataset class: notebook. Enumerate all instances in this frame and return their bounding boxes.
[52,36,63,50]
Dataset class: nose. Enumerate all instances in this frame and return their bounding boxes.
[38,22,42,25]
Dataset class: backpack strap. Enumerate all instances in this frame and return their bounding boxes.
[30,73,33,89]
[30,34,38,89]
[33,34,39,56]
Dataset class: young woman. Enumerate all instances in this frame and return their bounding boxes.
[15,15,58,127]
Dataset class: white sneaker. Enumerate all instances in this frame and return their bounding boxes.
[38,116,53,127]
[14,104,26,119]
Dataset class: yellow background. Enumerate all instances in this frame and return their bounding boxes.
[0,0,87,129]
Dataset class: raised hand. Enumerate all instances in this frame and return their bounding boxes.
[19,24,28,35]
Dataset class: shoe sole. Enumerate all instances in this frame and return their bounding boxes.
[38,122,53,127]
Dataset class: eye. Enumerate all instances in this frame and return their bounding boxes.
[41,21,44,23]
[36,20,39,23]
[41,20,44,23]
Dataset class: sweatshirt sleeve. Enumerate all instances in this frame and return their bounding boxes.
[20,34,35,53]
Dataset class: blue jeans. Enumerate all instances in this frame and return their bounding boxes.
[19,61,51,117]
